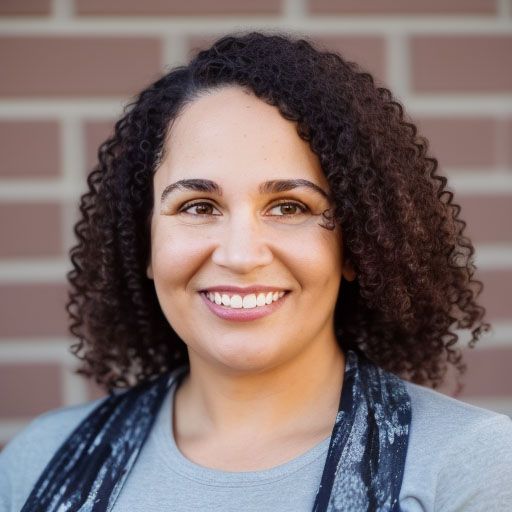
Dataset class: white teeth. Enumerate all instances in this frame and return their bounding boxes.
[205,290,286,309]
[242,294,257,308]
[230,295,243,308]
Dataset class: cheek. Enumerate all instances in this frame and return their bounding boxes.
[150,225,211,289]
[276,226,343,287]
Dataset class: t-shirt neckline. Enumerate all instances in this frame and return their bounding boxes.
[152,368,332,486]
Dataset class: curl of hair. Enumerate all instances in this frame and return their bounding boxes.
[66,31,489,393]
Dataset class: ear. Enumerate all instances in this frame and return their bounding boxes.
[342,258,356,282]
[146,262,153,280]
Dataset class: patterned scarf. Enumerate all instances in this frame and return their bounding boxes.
[21,350,411,512]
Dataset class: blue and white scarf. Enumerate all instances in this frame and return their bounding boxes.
[21,350,411,511]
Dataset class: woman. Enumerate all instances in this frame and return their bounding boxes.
[1,32,511,511]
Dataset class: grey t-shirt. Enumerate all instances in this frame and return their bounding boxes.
[1,375,512,511]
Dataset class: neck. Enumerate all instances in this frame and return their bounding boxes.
[175,333,345,441]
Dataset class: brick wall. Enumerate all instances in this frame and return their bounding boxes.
[1,0,512,445]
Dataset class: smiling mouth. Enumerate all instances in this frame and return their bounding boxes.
[203,291,286,309]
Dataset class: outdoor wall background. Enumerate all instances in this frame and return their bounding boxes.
[1,0,512,446]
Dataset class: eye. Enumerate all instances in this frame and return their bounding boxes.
[179,201,221,216]
[266,201,309,216]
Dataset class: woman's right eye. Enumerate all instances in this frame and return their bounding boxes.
[179,201,221,216]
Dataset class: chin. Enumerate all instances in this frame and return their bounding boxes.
[202,338,287,374]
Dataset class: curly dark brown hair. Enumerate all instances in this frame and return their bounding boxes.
[67,31,489,393]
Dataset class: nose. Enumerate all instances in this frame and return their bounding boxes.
[211,210,273,273]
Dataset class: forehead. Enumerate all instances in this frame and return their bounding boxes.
[154,86,328,191]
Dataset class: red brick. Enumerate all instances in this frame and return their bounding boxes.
[0,0,51,15]
[0,37,162,97]
[0,284,68,337]
[476,269,512,321]
[0,203,62,258]
[417,117,496,169]
[459,348,512,398]
[84,120,115,172]
[505,118,512,167]
[0,363,63,418]
[309,0,496,15]
[411,36,512,93]
[0,121,60,178]
[76,0,281,15]
[457,195,512,244]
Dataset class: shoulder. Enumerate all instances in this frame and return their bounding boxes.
[405,379,510,430]
[0,397,107,511]
[0,370,180,512]
[401,381,512,511]
[3,396,107,457]
[404,380,512,449]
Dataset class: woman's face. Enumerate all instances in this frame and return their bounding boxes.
[148,86,355,374]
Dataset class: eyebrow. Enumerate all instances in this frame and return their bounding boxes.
[161,179,221,203]
[160,178,329,203]
[260,179,329,199]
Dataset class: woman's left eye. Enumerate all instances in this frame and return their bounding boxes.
[266,202,309,216]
